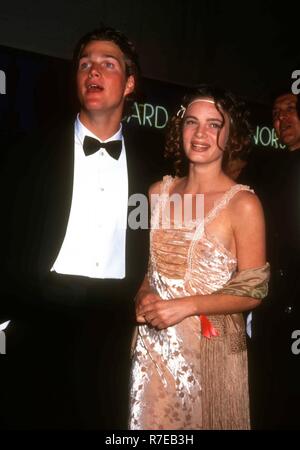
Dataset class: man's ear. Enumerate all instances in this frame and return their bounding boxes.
[124,75,135,97]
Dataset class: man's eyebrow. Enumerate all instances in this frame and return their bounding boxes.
[79,52,121,62]
[79,51,88,59]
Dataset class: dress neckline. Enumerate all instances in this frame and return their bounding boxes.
[163,175,250,228]
[150,175,252,278]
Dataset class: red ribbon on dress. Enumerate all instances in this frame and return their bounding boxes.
[200,315,219,338]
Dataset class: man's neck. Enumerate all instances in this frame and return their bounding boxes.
[79,110,122,141]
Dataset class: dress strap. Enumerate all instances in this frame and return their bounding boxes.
[204,184,254,228]
[159,175,175,195]
[150,175,175,231]
[186,184,254,275]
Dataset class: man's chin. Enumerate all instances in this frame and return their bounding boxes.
[288,142,300,151]
[82,103,106,113]
[280,133,295,147]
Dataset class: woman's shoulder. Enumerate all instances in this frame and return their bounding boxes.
[228,182,255,197]
[228,184,263,219]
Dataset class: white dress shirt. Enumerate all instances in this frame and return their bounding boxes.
[51,115,128,278]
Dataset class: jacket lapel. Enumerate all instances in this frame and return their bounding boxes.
[123,126,150,286]
[35,122,75,276]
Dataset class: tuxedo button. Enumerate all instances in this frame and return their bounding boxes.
[284,306,293,314]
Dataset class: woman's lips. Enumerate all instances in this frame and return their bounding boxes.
[191,143,210,151]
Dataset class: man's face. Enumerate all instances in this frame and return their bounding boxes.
[76,40,134,117]
[272,93,300,151]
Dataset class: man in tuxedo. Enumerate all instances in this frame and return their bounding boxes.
[0,26,160,429]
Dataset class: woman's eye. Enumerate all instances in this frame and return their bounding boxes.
[210,122,222,129]
[184,119,196,126]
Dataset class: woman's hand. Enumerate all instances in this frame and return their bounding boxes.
[139,297,195,329]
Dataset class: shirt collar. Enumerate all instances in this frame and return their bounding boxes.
[75,113,123,148]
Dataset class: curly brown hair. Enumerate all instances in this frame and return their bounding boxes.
[165,85,252,176]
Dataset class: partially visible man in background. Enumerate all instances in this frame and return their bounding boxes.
[248,89,300,430]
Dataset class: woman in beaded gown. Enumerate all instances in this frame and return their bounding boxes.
[129,86,269,430]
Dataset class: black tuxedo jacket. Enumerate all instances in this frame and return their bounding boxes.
[1,119,160,321]
[0,120,167,428]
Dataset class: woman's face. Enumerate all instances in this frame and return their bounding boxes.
[182,98,230,166]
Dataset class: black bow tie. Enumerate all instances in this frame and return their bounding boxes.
[83,136,122,160]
